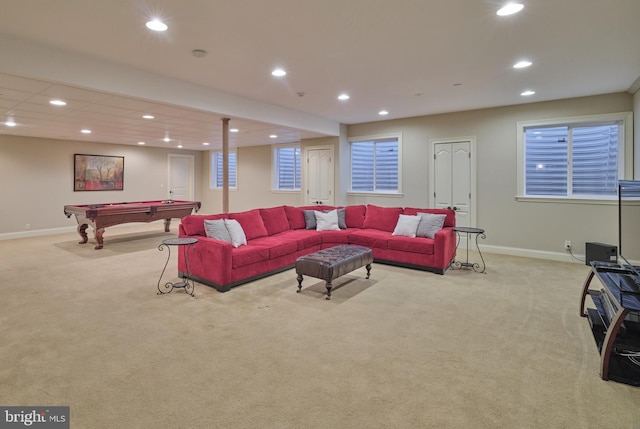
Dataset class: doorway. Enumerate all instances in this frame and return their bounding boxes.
[168,154,195,201]
[304,146,334,205]
[429,138,476,228]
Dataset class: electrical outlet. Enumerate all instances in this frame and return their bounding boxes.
[564,240,572,250]
[25,224,30,230]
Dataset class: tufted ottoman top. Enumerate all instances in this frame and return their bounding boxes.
[295,245,373,283]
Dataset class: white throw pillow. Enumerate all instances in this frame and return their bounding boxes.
[204,219,232,243]
[315,209,340,231]
[416,213,447,239]
[224,219,247,248]
[392,214,421,237]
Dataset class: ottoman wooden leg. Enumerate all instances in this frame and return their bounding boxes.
[366,263,372,279]
[326,281,333,300]
[296,274,303,293]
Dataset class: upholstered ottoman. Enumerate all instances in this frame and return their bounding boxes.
[295,244,373,300]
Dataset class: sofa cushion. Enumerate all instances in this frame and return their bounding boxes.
[318,229,351,244]
[344,205,366,228]
[416,213,447,239]
[403,207,455,227]
[315,210,340,231]
[392,214,421,237]
[388,235,435,254]
[303,210,318,230]
[250,236,299,259]
[224,219,247,248]
[284,206,306,230]
[181,214,228,236]
[231,245,270,268]
[362,205,403,232]
[204,219,232,243]
[260,206,290,236]
[229,209,268,240]
[349,229,391,249]
[278,229,322,250]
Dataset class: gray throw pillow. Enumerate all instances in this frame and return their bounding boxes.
[336,208,347,229]
[303,210,317,229]
[204,219,232,243]
[416,213,446,239]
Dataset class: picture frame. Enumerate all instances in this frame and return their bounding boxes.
[74,154,124,191]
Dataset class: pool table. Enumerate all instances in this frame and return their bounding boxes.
[64,200,201,249]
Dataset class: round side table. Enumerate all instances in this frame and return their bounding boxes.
[157,237,198,296]
[452,227,486,273]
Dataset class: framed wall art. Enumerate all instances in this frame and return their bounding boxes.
[74,154,124,191]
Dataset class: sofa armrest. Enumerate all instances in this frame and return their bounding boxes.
[178,236,233,286]
[432,227,456,269]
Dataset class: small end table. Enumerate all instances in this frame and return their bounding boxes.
[452,227,486,273]
[157,237,198,296]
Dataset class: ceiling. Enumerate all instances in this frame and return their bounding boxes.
[0,0,639,151]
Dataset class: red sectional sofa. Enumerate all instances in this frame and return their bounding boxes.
[178,204,457,292]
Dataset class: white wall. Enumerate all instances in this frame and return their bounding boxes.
[1,92,635,262]
[346,92,634,259]
[0,135,201,236]
[198,137,340,214]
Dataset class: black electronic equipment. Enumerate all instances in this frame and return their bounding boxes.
[585,242,617,266]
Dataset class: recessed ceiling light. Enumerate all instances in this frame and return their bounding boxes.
[146,19,168,32]
[230,128,239,133]
[271,68,286,77]
[50,99,66,106]
[192,49,207,58]
[142,114,155,119]
[497,3,524,16]
[338,94,350,101]
[379,110,389,116]
[269,134,278,139]
[5,120,16,127]
[177,145,183,149]
[81,129,91,134]
[521,90,536,96]
[163,137,171,142]
[138,141,145,145]
[513,60,532,69]
[202,142,210,146]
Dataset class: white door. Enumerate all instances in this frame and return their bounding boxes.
[305,147,334,205]
[432,140,473,227]
[168,154,194,200]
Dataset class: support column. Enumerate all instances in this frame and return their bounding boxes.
[221,117,230,213]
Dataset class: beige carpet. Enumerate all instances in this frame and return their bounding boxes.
[1,223,639,429]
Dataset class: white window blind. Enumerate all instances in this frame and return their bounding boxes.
[524,123,620,197]
[211,151,236,188]
[351,138,399,192]
[274,146,300,190]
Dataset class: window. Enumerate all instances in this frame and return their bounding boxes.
[210,151,236,189]
[350,136,400,193]
[273,146,301,190]
[517,113,632,200]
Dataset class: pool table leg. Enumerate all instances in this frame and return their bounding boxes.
[164,218,171,232]
[94,228,105,250]
[77,224,89,244]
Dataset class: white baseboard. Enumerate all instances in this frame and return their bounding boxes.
[0,226,77,241]
[478,244,586,264]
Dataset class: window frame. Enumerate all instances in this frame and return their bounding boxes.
[348,133,403,196]
[516,112,633,203]
[272,144,301,192]
[210,150,237,190]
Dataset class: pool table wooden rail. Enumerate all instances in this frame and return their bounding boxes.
[64,200,200,249]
